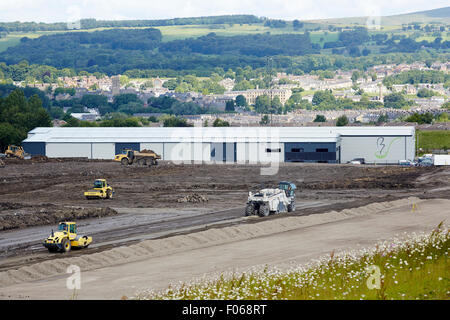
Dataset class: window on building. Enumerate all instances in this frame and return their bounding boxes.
[211,148,215,157]
[291,148,304,153]
[316,148,328,152]
[266,148,281,153]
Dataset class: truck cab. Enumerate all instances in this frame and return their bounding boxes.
[278,181,296,198]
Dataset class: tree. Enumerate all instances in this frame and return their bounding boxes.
[362,48,371,56]
[235,94,247,107]
[313,115,326,122]
[0,90,51,149]
[383,93,408,109]
[405,112,434,124]
[312,90,335,106]
[376,113,389,124]
[254,95,271,114]
[271,96,282,114]
[351,71,360,83]
[225,100,235,112]
[80,94,108,108]
[162,115,192,127]
[293,20,304,30]
[259,115,270,125]
[0,122,24,151]
[112,93,142,110]
[417,88,435,98]
[348,46,361,57]
[213,118,230,127]
[336,115,349,126]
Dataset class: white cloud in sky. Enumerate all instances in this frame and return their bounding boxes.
[0,0,447,22]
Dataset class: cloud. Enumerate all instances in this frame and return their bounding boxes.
[0,0,447,22]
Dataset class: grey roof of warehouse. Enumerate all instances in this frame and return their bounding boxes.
[24,127,415,144]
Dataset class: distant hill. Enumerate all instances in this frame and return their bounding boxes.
[405,6,450,18]
[308,6,450,26]
[0,29,318,75]
[0,15,263,32]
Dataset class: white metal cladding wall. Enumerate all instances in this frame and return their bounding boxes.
[163,142,192,161]
[248,142,259,163]
[258,142,284,163]
[405,136,415,161]
[340,136,410,164]
[236,142,247,163]
[140,143,164,160]
[188,142,211,162]
[46,143,92,158]
[92,143,115,159]
[202,143,211,162]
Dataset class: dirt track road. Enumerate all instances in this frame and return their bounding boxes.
[0,161,449,299]
[1,198,448,300]
[0,199,336,270]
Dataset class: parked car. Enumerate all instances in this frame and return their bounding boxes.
[347,158,365,165]
[398,160,416,166]
[418,159,433,167]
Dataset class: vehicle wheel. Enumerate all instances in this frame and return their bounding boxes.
[245,204,254,216]
[61,238,71,252]
[149,157,155,165]
[121,158,129,166]
[258,204,270,217]
[288,201,295,212]
[138,158,146,166]
[83,236,90,248]
[106,190,112,199]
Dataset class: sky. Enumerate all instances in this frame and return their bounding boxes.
[0,0,448,23]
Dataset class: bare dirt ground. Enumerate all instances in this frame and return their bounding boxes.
[0,159,449,297]
[0,197,448,299]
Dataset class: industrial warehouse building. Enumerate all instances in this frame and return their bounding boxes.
[22,126,415,164]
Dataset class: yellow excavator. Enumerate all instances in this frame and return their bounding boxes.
[5,145,31,159]
[43,222,92,253]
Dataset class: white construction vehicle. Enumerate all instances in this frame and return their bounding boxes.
[245,181,296,217]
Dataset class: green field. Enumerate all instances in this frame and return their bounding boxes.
[0,17,447,53]
[136,225,449,300]
[417,130,450,153]
[0,23,341,52]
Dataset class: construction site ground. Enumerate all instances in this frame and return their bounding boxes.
[0,159,449,299]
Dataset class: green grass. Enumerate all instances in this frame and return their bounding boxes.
[136,224,449,300]
[417,130,450,153]
[0,19,448,52]
[155,24,273,42]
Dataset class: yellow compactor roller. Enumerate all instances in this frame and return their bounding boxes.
[43,222,92,253]
[84,179,114,200]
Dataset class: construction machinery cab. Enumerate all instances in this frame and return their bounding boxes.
[84,179,114,200]
[93,179,109,189]
[278,181,296,198]
[58,222,77,239]
[125,149,135,160]
[5,145,30,159]
[43,221,92,252]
